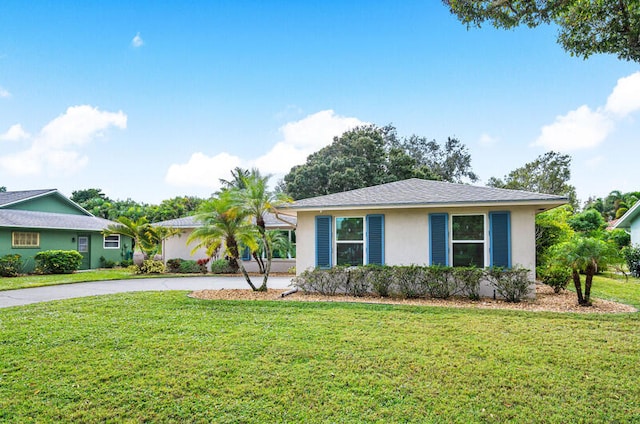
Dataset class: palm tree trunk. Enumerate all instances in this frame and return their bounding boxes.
[238,261,258,291]
[583,264,595,306]
[258,234,271,292]
[572,269,585,305]
[228,237,256,291]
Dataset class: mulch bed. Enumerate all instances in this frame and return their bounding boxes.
[189,283,637,314]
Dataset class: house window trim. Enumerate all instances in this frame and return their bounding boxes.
[335,216,365,267]
[12,231,40,248]
[103,234,121,249]
[449,213,488,268]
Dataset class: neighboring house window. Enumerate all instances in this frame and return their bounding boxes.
[271,229,297,259]
[429,212,511,268]
[451,214,485,267]
[315,215,385,268]
[104,234,120,249]
[336,217,364,266]
[12,231,40,248]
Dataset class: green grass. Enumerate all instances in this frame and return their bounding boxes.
[1,292,640,423]
[589,274,640,308]
[0,268,208,291]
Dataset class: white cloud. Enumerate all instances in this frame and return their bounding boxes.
[165,152,243,189]
[0,124,30,141]
[0,86,10,98]
[252,110,365,174]
[478,133,498,147]
[532,105,614,151]
[0,105,127,176]
[132,32,144,48]
[585,155,605,169]
[165,110,365,189]
[605,71,640,117]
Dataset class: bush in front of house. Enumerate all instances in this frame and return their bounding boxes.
[209,258,236,274]
[0,254,23,277]
[34,250,83,274]
[622,245,640,278]
[166,258,183,273]
[537,265,572,293]
[135,260,165,274]
[99,256,116,269]
[294,265,532,302]
[178,260,202,274]
[485,266,532,302]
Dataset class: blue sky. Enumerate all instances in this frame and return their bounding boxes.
[1,1,638,205]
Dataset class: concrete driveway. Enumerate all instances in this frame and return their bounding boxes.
[0,276,295,309]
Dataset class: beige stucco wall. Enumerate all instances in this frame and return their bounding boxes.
[295,205,539,298]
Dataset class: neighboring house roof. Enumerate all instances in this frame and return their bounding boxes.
[613,201,640,230]
[0,209,116,231]
[285,178,568,211]
[154,212,297,229]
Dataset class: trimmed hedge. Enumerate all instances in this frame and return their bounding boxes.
[294,265,532,302]
[34,250,83,274]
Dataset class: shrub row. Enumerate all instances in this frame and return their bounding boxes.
[293,265,532,302]
[165,258,235,274]
[0,254,23,277]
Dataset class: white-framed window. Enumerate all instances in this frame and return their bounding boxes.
[103,234,120,249]
[335,217,364,266]
[12,231,40,248]
[451,214,486,267]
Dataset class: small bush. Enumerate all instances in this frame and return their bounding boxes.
[622,245,640,278]
[368,265,394,297]
[99,256,116,269]
[287,266,296,274]
[538,265,572,293]
[166,258,183,273]
[34,250,83,274]
[453,267,483,300]
[196,257,210,274]
[210,259,235,274]
[394,265,428,299]
[178,260,201,274]
[0,254,22,277]
[120,259,133,268]
[486,267,532,302]
[136,260,165,274]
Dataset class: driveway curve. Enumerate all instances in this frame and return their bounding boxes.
[0,276,295,309]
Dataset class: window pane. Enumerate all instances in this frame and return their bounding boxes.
[336,218,363,241]
[452,215,484,240]
[453,243,484,267]
[336,243,363,266]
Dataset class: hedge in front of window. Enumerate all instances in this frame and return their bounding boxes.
[34,250,83,274]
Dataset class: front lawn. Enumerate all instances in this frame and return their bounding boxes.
[1,292,639,422]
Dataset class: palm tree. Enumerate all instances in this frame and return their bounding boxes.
[104,216,158,262]
[239,170,292,291]
[550,236,620,306]
[187,190,260,291]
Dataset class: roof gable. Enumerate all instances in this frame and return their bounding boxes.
[0,189,92,216]
[287,178,568,211]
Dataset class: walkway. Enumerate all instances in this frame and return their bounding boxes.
[0,276,295,309]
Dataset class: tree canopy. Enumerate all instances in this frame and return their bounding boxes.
[487,151,577,207]
[444,0,640,62]
[282,125,477,200]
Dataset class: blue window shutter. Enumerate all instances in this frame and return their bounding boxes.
[429,213,448,266]
[241,246,251,261]
[366,214,385,265]
[315,215,332,269]
[490,211,511,268]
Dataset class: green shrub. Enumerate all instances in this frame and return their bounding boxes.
[622,245,640,278]
[178,260,201,274]
[452,267,483,300]
[344,267,373,297]
[424,266,458,299]
[136,260,165,274]
[394,265,427,299]
[34,250,83,274]
[120,259,133,268]
[99,256,116,269]
[0,254,23,277]
[294,267,350,295]
[166,258,183,273]
[210,258,236,274]
[486,267,532,302]
[368,265,394,297]
[538,265,572,293]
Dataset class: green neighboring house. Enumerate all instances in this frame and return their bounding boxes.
[0,189,132,272]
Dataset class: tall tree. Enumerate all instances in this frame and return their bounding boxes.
[487,151,577,207]
[444,0,640,62]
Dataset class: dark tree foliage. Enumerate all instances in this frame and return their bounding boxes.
[283,125,477,200]
[487,151,577,207]
[0,186,6,192]
[584,190,639,221]
[445,0,640,62]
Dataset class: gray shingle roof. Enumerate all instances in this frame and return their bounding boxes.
[154,212,297,228]
[0,209,115,231]
[287,178,567,210]
[0,189,57,207]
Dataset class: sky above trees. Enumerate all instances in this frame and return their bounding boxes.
[0,1,638,204]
